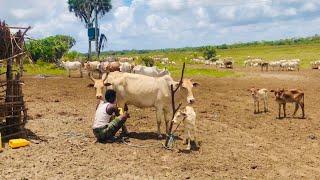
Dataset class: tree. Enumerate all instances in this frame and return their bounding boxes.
[202,46,216,60]
[26,35,76,63]
[68,0,112,60]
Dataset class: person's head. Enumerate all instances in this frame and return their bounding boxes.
[105,89,117,103]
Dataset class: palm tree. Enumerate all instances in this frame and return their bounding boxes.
[68,0,112,60]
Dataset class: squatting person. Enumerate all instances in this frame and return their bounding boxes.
[92,89,130,143]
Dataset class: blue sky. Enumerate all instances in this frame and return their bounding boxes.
[1,0,320,52]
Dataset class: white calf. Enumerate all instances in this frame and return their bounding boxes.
[61,61,83,78]
[248,88,268,113]
[172,106,197,150]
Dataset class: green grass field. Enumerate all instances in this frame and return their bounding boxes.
[23,44,320,77]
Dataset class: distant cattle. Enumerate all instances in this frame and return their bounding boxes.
[120,62,135,73]
[84,61,101,77]
[311,60,320,69]
[98,61,120,73]
[61,61,83,78]
[132,65,170,77]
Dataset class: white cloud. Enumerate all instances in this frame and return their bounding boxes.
[1,0,320,51]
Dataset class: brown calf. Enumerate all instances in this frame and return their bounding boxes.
[270,88,305,119]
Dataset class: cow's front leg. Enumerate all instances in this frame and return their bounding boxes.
[156,106,164,139]
[163,109,171,135]
[283,103,286,118]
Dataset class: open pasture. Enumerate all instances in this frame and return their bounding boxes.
[1,65,320,179]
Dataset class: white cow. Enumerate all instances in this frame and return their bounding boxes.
[311,60,320,69]
[120,62,134,73]
[89,72,199,138]
[172,106,197,150]
[84,61,101,77]
[132,65,170,77]
[269,61,281,71]
[61,61,83,78]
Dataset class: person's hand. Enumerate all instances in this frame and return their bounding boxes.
[123,112,130,119]
[124,104,128,112]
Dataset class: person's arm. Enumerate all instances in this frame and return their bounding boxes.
[106,104,120,116]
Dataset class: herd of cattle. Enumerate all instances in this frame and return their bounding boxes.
[191,56,320,71]
[57,56,314,150]
[244,58,301,71]
[60,60,170,78]
[191,57,234,69]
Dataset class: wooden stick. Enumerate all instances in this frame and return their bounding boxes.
[0,52,26,62]
[165,62,186,147]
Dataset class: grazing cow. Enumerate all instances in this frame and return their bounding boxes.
[89,72,199,138]
[215,60,224,68]
[120,62,134,73]
[172,106,197,150]
[84,61,101,77]
[98,61,120,73]
[269,61,281,71]
[224,60,233,69]
[259,62,269,71]
[248,88,268,114]
[310,60,320,69]
[270,89,305,119]
[61,61,83,78]
[132,65,170,77]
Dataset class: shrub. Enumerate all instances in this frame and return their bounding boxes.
[141,56,154,67]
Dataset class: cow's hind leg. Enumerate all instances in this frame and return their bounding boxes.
[300,101,305,119]
[278,104,281,119]
[283,103,286,118]
[293,102,299,117]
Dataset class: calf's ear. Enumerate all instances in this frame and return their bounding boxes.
[193,82,200,87]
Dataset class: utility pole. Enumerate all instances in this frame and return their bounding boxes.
[95,1,99,59]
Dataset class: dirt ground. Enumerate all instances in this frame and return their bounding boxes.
[1,67,320,179]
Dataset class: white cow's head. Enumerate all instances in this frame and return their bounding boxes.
[174,79,199,104]
[89,73,108,99]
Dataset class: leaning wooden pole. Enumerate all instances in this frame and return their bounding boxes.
[164,62,185,148]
